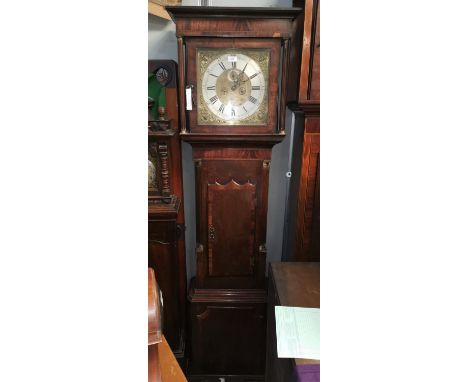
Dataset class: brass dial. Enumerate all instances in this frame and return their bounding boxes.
[197,49,269,125]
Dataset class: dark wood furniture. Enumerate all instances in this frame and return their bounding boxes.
[148,60,187,360]
[285,0,320,262]
[265,262,320,382]
[166,6,301,381]
[149,268,163,382]
[149,268,187,382]
[149,336,189,382]
[159,336,188,382]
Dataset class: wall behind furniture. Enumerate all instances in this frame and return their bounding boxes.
[148,0,294,284]
[148,15,177,62]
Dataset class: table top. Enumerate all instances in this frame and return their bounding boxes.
[271,262,320,308]
[159,336,187,382]
[270,262,320,366]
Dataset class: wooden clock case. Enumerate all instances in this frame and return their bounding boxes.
[167,6,301,380]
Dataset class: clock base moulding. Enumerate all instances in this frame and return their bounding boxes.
[187,279,267,378]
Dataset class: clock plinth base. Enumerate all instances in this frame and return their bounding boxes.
[187,278,267,379]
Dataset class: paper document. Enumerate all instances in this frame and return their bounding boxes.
[275,306,320,360]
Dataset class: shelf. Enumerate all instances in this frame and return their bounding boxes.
[148,129,176,138]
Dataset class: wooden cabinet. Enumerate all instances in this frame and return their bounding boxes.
[265,262,320,381]
[286,0,320,262]
[293,110,320,262]
[148,198,184,356]
[148,268,163,382]
[148,60,187,359]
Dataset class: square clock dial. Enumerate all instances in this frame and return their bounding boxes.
[197,48,270,126]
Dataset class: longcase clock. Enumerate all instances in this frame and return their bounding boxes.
[167,6,301,380]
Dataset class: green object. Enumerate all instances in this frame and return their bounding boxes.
[158,87,166,109]
[148,73,164,119]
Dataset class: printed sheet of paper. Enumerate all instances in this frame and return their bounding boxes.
[275,306,320,360]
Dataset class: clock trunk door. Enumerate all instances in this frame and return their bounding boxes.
[207,181,256,278]
[194,151,270,289]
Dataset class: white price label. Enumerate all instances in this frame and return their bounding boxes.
[185,87,192,110]
[227,55,238,62]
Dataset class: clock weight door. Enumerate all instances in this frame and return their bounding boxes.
[193,147,272,290]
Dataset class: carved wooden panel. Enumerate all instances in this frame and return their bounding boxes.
[207,180,256,277]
